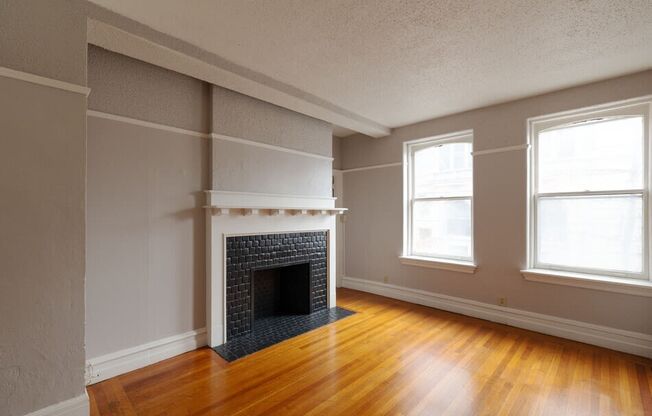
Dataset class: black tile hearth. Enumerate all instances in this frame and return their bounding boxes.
[213,307,355,362]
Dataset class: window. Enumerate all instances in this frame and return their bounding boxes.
[402,131,474,270]
[529,99,651,280]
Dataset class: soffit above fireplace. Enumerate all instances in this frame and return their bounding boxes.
[204,190,347,217]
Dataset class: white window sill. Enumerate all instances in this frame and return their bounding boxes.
[399,255,477,274]
[521,269,652,298]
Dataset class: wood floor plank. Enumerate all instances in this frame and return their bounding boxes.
[88,288,652,415]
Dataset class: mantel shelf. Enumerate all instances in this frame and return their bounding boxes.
[203,206,348,217]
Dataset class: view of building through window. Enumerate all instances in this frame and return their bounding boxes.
[533,115,646,277]
[408,137,473,261]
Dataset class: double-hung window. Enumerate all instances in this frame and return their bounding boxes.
[528,99,651,281]
[402,131,475,272]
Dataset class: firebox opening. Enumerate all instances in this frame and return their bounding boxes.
[253,262,311,320]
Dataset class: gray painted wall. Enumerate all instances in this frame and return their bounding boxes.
[88,45,211,132]
[342,70,652,335]
[0,0,86,85]
[212,85,332,156]
[332,136,343,170]
[210,138,332,196]
[86,47,209,359]
[0,1,87,415]
[211,86,333,196]
[86,47,334,361]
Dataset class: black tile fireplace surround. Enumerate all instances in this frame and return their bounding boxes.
[225,231,328,339]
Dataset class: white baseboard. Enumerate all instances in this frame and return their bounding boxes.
[24,392,89,416]
[342,276,652,358]
[85,328,207,385]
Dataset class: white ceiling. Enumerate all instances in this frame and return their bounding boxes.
[88,0,652,137]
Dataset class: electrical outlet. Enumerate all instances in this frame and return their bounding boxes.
[383,275,389,283]
[498,297,507,306]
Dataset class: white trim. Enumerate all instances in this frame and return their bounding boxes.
[211,133,333,161]
[23,392,89,416]
[335,144,530,171]
[527,98,652,281]
[207,221,337,346]
[404,130,474,146]
[87,19,389,137]
[399,255,477,274]
[0,66,90,96]
[527,95,652,124]
[333,170,346,288]
[403,130,475,263]
[340,162,403,173]
[205,207,346,217]
[87,110,209,138]
[521,269,652,297]
[205,190,336,209]
[342,276,652,358]
[471,143,529,156]
[85,328,207,385]
[86,110,333,161]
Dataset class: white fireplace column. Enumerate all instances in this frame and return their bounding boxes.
[205,190,346,347]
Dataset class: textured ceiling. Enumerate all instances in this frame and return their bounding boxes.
[88,0,652,136]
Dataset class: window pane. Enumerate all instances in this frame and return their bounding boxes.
[414,142,472,197]
[537,195,643,274]
[412,199,472,260]
[538,117,644,193]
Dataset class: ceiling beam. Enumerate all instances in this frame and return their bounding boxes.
[87,19,390,138]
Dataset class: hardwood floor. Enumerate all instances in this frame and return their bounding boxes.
[88,288,652,415]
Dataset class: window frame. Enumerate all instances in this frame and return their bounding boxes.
[402,130,475,265]
[527,98,652,281]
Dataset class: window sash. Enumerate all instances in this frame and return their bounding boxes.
[532,191,646,279]
[529,101,651,280]
[405,132,474,263]
[409,196,473,261]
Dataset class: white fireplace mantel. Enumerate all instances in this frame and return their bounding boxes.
[205,190,343,347]
[204,190,346,215]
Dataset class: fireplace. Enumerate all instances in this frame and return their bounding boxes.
[205,190,348,355]
[253,262,312,320]
[213,229,354,361]
[225,232,328,339]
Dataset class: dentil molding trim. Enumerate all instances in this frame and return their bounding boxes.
[204,190,346,217]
